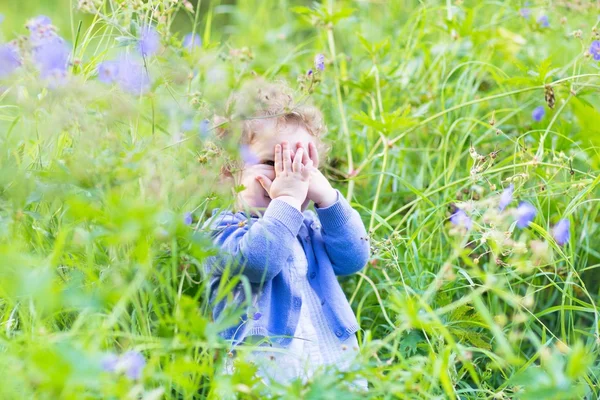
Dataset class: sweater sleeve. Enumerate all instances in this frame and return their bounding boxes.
[206,199,305,283]
[314,190,370,276]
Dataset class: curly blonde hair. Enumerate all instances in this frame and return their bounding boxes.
[215,79,330,170]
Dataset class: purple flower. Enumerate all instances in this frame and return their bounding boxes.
[183,33,201,50]
[307,69,313,76]
[97,60,119,84]
[499,184,514,211]
[252,312,262,320]
[450,209,472,230]
[199,119,210,137]
[183,212,193,225]
[516,202,536,228]
[116,56,151,94]
[552,219,570,246]
[519,8,531,18]
[532,106,545,122]
[33,36,70,79]
[590,41,600,62]
[314,54,325,71]
[240,145,259,165]
[0,43,21,79]
[138,26,160,57]
[97,56,151,94]
[26,15,52,31]
[120,351,146,380]
[101,353,119,372]
[537,15,549,27]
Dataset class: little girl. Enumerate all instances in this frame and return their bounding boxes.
[204,81,369,391]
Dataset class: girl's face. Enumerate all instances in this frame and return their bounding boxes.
[236,120,317,213]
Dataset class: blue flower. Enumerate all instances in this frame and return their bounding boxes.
[101,353,119,373]
[115,56,151,94]
[183,212,193,225]
[590,41,600,62]
[552,219,570,246]
[532,106,545,122]
[499,184,514,211]
[314,54,325,71]
[97,60,119,84]
[26,15,52,31]
[450,209,472,230]
[138,26,160,57]
[519,8,531,18]
[120,351,146,380]
[537,15,549,27]
[240,145,260,165]
[0,43,21,79]
[307,69,313,76]
[516,202,536,228]
[32,36,71,79]
[199,119,210,137]
[101,350,146,380]
[183,33,201,50]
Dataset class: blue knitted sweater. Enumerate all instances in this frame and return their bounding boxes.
[204,190,370,347]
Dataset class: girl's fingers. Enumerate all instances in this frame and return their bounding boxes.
[282,141,292,172]
[256,175,272,192]
[274,144,283,173]
[302,159,313,179]
[309,142,320,168]
[293,147,304,173]
[297,142,310,165]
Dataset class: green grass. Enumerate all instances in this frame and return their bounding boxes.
[1,0,600,398]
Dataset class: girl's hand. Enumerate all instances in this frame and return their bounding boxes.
[295,142,338,208]
[256,141,312,210]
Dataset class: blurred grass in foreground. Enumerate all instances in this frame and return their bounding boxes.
[0,0,600,399]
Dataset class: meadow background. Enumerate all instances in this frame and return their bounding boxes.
[1,0,600,398]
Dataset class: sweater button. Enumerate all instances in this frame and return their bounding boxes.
[335,329,343,337]
[294,298,301,308]
[310,271,316,279]
[287,255,293,262]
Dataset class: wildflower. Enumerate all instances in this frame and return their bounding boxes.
[240,145,259,165]
[516,202,536,228]
[26,15,52,31]
[252,312,262,320]
[101,353,119,372]
[552,219,570,245]
[120,351,146,380]
[97,60,119,84]
[499,184,514,211]
[199,119,210,137]
[450,209,472,230]
[115,56,151,94]
[532,106,545,122]
[0,43,21,78]
[519,8,531,18]
[307,69,313,76]
[537,15,549,28]
[32,36,71,79]
[183,212,193,225]
[138,25,160,57]
[314,54,325,71]
[183,33,201,50]
[590,41,600,61]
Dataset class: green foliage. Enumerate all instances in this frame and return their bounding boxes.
[0,0,599,399]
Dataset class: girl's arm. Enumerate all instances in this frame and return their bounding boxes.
[315,190,370,276]
[206,198,304,283]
